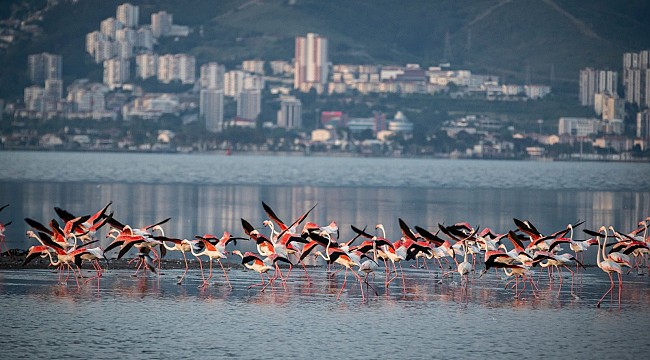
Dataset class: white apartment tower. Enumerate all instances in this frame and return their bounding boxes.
[224,70,245,97]
[136,26,154,50]
[116,28,137,45]
[579,68,618,106]
[115,40,133,59]
[100,17,122,40]
[116,3,139,28]
[44,79,63,101]
[157,54,195,84]
[237,89,261,121]
[151,11,173,38]
[86,31,103,56]
[623,50,650,108]
[277,96,302,129]
[103,58,130,89]
[637,110,650,141]
[242,60,265,75]
[135,53,158,79]
[28,52,62,84]
[175,54,196,84]
[294,33,328,93]
[201,89,224,132]
[24,85,45,112]
[94,38,115,63]
[200,62,225,90]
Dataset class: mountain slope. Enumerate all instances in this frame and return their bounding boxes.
[1,0,649,100]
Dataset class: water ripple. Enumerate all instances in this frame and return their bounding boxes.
[1,151,649,191]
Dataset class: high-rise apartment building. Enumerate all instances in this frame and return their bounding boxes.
[637,109,650,141]
[151,11,173,38]
[175,54,195,84]
[24,85,45,112]
[135,53,158,79]
[294,33,328,93]
[116,3,139,28]
[579,68,617,106]
[94,38,115,64]
[28,52,62,84]
[236,89,261,121]
[623,50,650,108]
[277,96,302,129]
[100,17,122,40]
[136,26,153,50]
[200,88,224,132]
[157,54,195,84]
[103,58,130,89]
[200,62,225,90]
[242,60,265,75]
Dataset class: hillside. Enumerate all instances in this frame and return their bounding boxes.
[1,0,650,100]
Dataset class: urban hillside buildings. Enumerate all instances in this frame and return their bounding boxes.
[294,33,328,93]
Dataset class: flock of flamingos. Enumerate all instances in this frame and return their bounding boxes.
[1,202,649,307]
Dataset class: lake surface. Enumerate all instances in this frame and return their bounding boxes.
[0,151,649,358]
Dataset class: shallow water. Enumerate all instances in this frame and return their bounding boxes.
[1,151,649,358]
[0,266,648,359]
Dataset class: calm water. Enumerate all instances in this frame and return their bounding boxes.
[1,151,649,358]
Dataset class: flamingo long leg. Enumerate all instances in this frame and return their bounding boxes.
[337,268,348,300]
[217,259,231,288]
[597,272,615,307]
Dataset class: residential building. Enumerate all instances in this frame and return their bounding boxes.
[135,53,158,79]
[28,52,62,84]
[44,79,63,110]
[242,60,265,75]
[294,33,328,93]
[558,117,600,137]
[122,94,179,120]
[387,111,412,134]
[594,93,625,121]
[93,38,114,63]
[224,70,246,97]
[115,40,133,59]
[116,3,139,28]
[269,60,292,75]
[175,54,195,84]
[100,17,121,40]
[200,62,225,90]
[136,26,153,50]
[85,31,103,56]
[277,96,302,129]
[157,54,195,84]
[524,85,551,99]
[623,50,650,107]
[579,68,618,106]
[151,11,172,38]
[66,80,109,113]
[200,88,224,132]
[236,89,261,121]
[637,109,650,141]
[116,28,137,46]
[24,85,44,111]
[103,58,130,89]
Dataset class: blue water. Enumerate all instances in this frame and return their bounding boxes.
[2,150,649,190]
[0,151,649,359]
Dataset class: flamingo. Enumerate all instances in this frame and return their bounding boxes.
[456,239,472,286]
[585,226,623,307]
[232,250,291,292]
[192,232,236,288]
[0,204,12,254]
[155,236,197,284]
[313,246,365,300]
